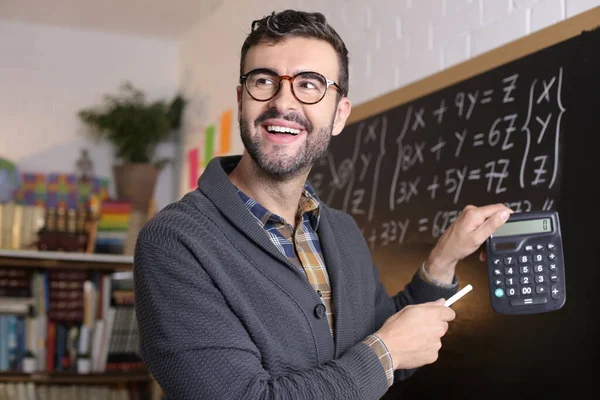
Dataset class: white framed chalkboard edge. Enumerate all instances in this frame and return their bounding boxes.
[348,5,600,125]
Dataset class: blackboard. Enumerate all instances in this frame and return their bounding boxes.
[309,8,599,400]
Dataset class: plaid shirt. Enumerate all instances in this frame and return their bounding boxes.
[238,185,394,387]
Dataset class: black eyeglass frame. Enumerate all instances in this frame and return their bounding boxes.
[239,68,344,105]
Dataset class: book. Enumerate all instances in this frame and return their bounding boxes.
[47,270,87,322]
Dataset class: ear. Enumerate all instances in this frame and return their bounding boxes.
[237,85,243,116]
[331,97,352,137]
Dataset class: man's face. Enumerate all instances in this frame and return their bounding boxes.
[237,37,351,180]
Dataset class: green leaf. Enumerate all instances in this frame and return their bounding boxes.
[77,82,187,164]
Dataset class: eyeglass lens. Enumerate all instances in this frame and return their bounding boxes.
[245,71,328,103]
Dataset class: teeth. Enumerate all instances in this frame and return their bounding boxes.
[266,125,301,135]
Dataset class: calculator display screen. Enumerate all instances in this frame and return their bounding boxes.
[493,218,552,237]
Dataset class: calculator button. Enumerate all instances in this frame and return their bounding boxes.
[504,267,515,275]
[535,275,546,283]
[520,266,530,274]
[551,284,562,299]
[494,279,502,286]
[534,264,544,273]
[520,276,532,285]
[504,257,515,265]
[548,253,556,261]
[536,244,544,251]
[547,243,555,249]
[519,255,529,264]
[493,268,502,276]
[533,254,544,262]
[494,288,504,298]
[550,274,558,282]
[505,277,516,286]
[506,288,517,297]
[536,285,547,294]
[524,245,533,251]
[510,296,548,306]
[520,286,533,295]
[493,259,501,266]
[548,264,557,271]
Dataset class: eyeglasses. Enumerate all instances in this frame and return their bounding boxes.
[240,68,343,105]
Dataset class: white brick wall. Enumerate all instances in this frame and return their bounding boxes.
[182,0,598,106]
[181,0,600,123]
[567,0,600,15]
[178,0,599,198]
[531,0,565,32]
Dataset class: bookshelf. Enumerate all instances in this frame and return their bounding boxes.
[0,249,134,271]
[0,249,162,400]
[0,370,152,384]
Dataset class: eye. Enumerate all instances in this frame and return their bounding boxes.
[297,80,318,90]
[295,73,326,92]
[255,77,276,87]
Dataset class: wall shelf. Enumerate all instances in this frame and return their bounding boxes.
[0,371,152,384]
[0,249,134,271]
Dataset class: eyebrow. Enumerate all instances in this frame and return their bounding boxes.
[245,68,324,77]
[243,67,277,75]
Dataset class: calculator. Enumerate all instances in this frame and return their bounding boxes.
[485,210,566,315]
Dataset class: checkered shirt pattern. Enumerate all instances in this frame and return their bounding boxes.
[238,186,394,387]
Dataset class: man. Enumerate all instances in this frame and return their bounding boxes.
[133,10,511,400]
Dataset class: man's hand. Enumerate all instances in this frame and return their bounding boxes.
[375,299,456,370]
[425,203,512,283]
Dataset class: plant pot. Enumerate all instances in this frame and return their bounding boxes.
[22,357,36,373]
[77,357,91,374]
[113,163,160,255]
[112,163,159,206]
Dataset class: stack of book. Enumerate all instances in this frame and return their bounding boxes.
[0,203,45,250]
[106,272,142,371]
[94,201,132,255]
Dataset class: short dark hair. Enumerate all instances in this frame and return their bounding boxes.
[240,10,349,97]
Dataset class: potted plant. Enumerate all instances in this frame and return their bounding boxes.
[78,81,186,207]
[22,350,36,373]
[78,82,186,253]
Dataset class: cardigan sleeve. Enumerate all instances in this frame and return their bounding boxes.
[370,258,459,383]
[133,238,391,400]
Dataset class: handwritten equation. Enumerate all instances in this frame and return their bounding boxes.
[310,68,564,250]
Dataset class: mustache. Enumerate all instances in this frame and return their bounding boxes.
[254,108,313,132]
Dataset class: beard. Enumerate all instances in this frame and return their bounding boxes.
[239,108,335,180]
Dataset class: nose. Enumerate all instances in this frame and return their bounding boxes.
[268,77,299,112]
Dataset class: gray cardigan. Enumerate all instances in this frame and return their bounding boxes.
[133,155,457,400]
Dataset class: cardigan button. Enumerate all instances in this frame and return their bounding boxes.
[314,304,326,319]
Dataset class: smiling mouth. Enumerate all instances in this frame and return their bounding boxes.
[265,125,302,136]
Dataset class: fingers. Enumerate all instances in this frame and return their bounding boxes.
[418,299,456,321]
[439,306,456,322]
[461,203,512,242]
[462,204,477,213]
[479,248,486,262]
[476,210,510,240]
[440,321,449,336]
[466,203,511,219]
[428,300,456,321]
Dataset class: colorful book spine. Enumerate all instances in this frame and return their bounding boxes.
[95,200,132,255]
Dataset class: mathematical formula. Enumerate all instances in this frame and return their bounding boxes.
[310,68,564,249]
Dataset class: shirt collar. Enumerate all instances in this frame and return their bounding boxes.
[237,183,322,230]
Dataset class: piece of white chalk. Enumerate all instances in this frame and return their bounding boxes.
[444,284,473,307]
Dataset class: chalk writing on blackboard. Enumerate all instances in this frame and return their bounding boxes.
[310,67,564,250]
